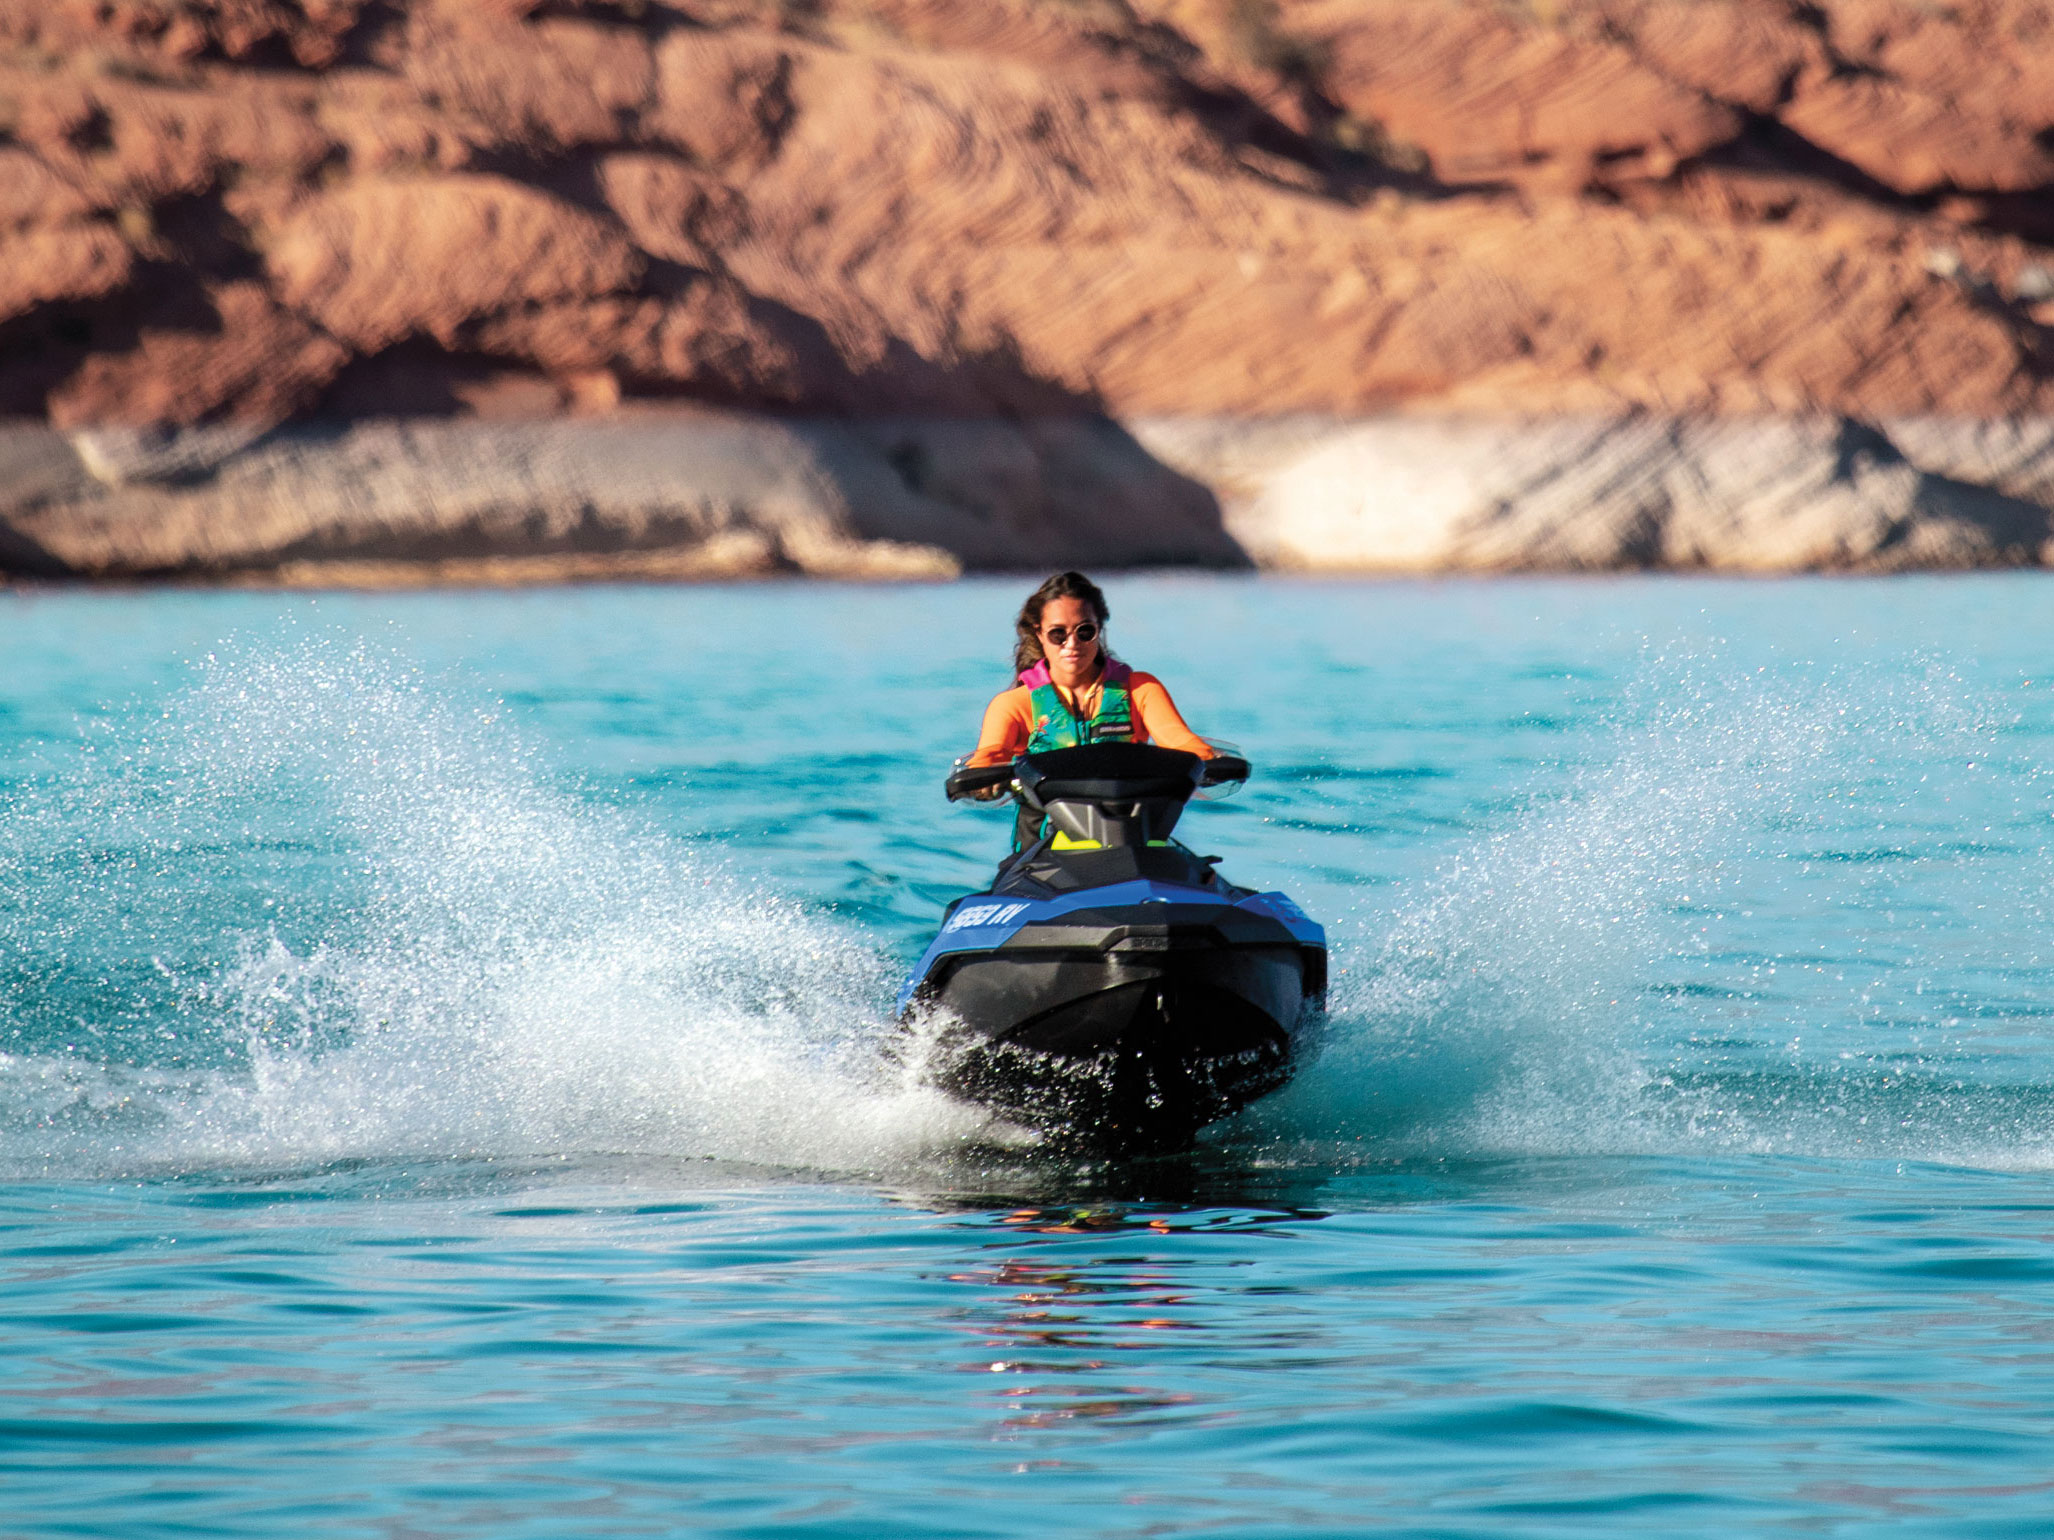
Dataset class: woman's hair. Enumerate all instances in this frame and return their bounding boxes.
[1013,570,1111,677]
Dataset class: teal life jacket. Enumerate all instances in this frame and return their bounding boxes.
[1013,659,1136,849]
[1024,659,1135,751]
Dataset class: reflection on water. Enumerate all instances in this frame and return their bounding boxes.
[902,1140,1344,1214]
[933,1196,1332,1430]
[955,1250,1203,1427]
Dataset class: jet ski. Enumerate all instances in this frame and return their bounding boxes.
[897,742,1326,1148]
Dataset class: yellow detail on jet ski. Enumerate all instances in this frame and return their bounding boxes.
[1050,833,1175,851]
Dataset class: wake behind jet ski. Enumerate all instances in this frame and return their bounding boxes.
[898,743,1326,1149]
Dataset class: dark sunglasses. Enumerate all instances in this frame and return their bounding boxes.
[1041,622,1100,647]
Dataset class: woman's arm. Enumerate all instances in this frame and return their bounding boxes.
[1130,675,1216,758]
[965,687,1031,766]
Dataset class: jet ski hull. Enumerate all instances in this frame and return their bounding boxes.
[901,884,1326,1148]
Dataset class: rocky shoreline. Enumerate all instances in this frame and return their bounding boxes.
[5,412,2052,585]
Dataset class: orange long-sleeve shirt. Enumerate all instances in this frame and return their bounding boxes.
[967,670,1214,766]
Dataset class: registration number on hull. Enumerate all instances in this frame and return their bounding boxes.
[942,901,1032,933]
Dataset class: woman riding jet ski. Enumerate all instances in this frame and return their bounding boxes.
[898,572,1326,1149]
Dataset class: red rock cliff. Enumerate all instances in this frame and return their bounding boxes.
[6,0,2053,428]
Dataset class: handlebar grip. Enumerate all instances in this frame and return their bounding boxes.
[945,763,1017,801]
[1201,755,1251,785]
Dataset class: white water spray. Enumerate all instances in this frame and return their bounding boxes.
[1244,651,2054,1169]
[0,638,991,1178]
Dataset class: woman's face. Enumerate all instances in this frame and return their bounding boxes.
[1038,596,1103,672]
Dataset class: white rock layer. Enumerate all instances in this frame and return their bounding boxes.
[2,413,2050,582]
[1134,416,2054,573]
[0,413,1239,581]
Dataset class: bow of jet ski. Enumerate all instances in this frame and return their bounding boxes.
[897,743,1326,1149]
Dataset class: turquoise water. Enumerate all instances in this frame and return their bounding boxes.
[5,576,2054,1536]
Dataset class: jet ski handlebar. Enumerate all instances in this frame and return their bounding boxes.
[946,746,1249,802]
[945,762,1020,801]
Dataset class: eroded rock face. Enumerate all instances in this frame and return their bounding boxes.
[1135,415,2054,573]
[0,225,132,326]
[1,0,2051,430]
[266,177,648,351]
[48,281,346,427]
[0,413,1241,581]
[4,412,2047,582]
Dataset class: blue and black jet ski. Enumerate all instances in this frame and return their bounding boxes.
[897,742,1326,1148]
